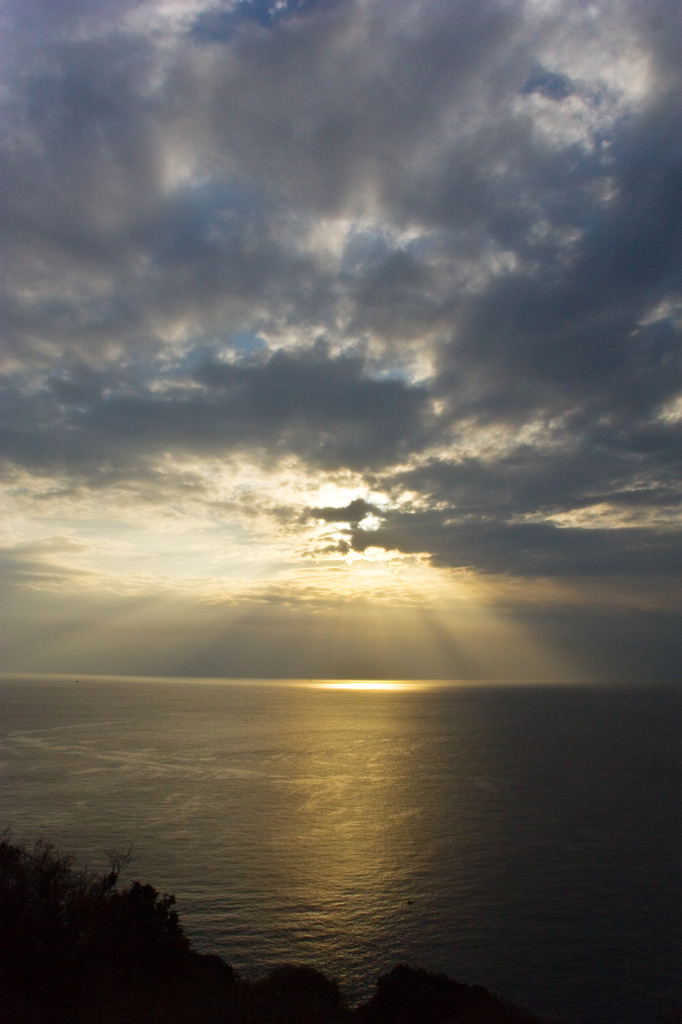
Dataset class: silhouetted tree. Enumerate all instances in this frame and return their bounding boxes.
[240,964,347,1024]
[0,836,233,1023]
[354,964,545,1024]
[0,835,565,1024]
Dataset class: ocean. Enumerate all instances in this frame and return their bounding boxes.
[0,676,679,1023]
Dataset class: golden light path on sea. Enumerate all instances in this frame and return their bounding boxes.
[312,680,423,691]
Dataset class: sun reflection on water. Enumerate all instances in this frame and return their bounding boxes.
[308,680,426,691]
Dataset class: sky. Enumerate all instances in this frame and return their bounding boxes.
[1,0,681,681]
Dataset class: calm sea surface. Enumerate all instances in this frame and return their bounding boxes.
[0,677,679,1023]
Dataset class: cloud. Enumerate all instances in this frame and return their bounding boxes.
[1,342,432,482]
[349,511,682,577]
[306,498,378,524]
[522,65,575,102]
[1,0,681,676]
[0,536,97,589]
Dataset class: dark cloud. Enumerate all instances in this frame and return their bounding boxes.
[306,498,378,524]
[521,65,575,102]
[349,511,682,578]
[1,0,681,676]
[192,0,346,42]
[0,344,432,478]
[393,444,682,524]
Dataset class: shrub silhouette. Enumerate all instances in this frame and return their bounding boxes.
[0,836,232,1023]
[0,835,560,1024]
[81,880,189,976]
[240,964,347,1024]
[354,964,545,1024]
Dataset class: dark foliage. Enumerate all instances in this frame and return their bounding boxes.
[354,965,545,1024]
[0,836,556,1024]
[232,964,348,1024]
[0,836,235,1023]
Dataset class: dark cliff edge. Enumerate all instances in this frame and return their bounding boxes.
[0,836,672,1024]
